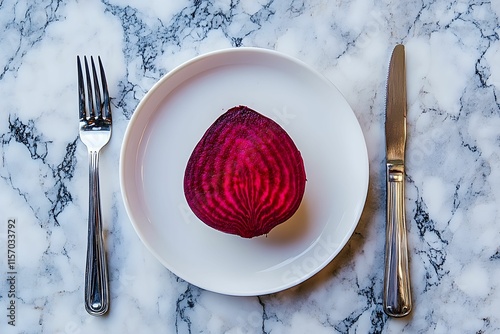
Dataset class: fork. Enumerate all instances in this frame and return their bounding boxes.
[77,56,111,316]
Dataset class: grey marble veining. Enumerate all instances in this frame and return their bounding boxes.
[1,0,500,333]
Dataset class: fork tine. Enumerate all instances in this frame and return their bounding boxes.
[77,56,86,121]
[98,57,111,121]
[83,56,95,119]
[90,57,102,119]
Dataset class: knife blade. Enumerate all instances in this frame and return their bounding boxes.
[383,44,412,318]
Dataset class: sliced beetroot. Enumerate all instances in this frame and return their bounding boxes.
[183,105,306,238]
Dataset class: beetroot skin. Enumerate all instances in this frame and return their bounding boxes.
[183,105,306,238]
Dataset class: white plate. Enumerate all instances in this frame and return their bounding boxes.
[120,47,369,296]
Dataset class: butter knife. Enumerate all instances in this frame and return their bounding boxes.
[383,44,412,317]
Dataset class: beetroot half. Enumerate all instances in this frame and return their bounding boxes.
[183,105,306,238]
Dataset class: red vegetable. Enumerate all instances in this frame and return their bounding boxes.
[183,106,306,238]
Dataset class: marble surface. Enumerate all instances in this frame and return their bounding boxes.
[1,0,500,333]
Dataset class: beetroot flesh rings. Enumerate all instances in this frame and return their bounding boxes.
[183,105,306,238]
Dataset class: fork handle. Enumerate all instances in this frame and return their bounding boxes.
[85,150,109,316]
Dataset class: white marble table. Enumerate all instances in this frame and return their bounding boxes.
[1,0,500,333]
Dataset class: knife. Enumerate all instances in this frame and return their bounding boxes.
[383,44,412,317]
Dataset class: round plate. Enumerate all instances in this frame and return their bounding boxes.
[120,47,369,296]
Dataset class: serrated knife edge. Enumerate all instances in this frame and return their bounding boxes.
[385,44,407,163]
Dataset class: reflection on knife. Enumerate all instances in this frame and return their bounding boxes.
[383,44,412,317]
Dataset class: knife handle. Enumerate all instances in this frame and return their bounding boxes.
[384,162,412,317]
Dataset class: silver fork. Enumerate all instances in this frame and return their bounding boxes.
[77,56,111,316]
